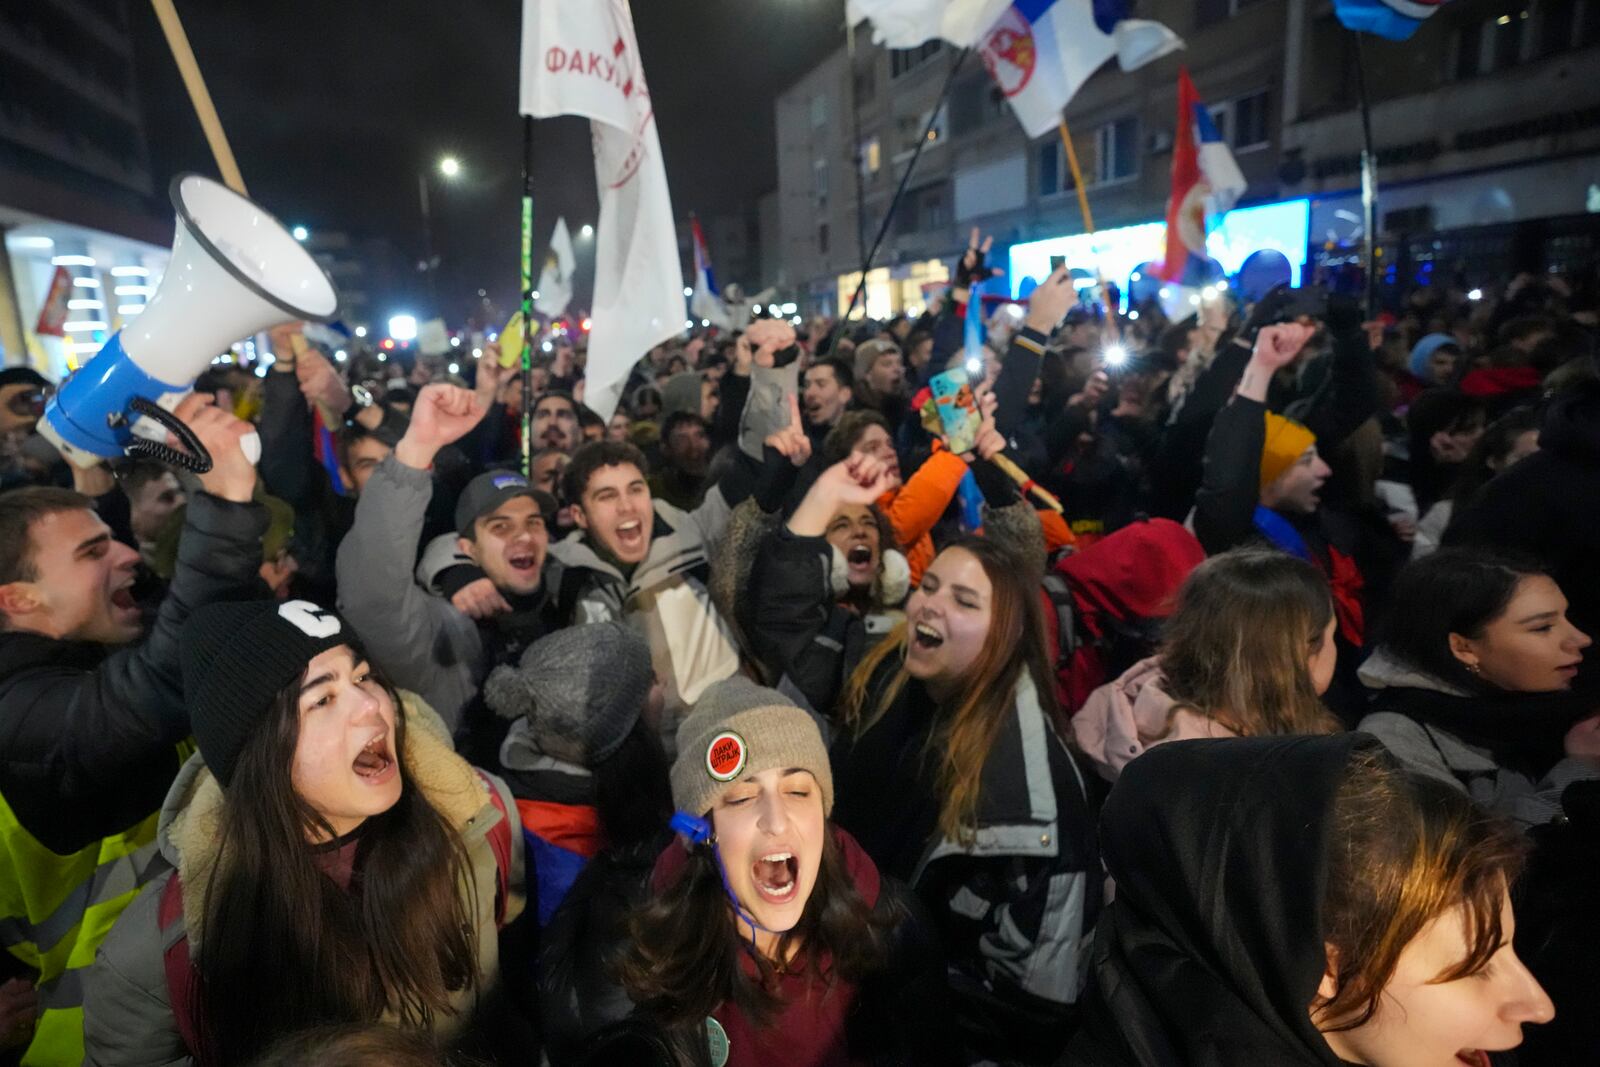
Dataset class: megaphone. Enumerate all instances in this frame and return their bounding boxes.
[41,173,339,470]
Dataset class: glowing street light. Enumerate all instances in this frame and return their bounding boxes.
[438,156,462,178]
[388,314,419,341]
[291,225,309,242]
[580,224,594,239]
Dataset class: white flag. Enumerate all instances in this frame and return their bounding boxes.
[520,0,683,421]
[846,0,1010,47]
[533,217,576,318]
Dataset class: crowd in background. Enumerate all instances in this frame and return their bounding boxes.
[1,239,1597,1067]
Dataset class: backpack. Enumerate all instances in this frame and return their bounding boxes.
[157,770,515,1057]
[1039,518,1206,717]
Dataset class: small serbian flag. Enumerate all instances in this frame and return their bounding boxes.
[1161,68,1246,284]
[1333,0,1450,40]
[689,216,729,329]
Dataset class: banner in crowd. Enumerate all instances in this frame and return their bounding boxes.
[520,0,683,420]
[1162,68,1245,284]
[1333,0,1451,40]
[534,216,576,318]
[689,216,731,330]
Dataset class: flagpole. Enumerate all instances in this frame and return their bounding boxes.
[149,0,248,196]
[1352,32,1379,318]
[832,47,969,349]
[520,115,535,477]
[847,19,869,270]
[1056,119,1095,236]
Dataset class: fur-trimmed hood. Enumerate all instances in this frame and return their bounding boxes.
[154,691,503,949]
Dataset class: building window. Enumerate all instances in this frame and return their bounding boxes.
[810,93,828,127]
[854,67,875,104]
[814,159,829,204]
[860,137,881,178]
[1456,5,1533,78]
[1038,140,1063,197]
[890,40,942,78]
[1211,91,1270,152]
[896,184,948,235]
[818,223,830,255]
[1094,117,1140,184]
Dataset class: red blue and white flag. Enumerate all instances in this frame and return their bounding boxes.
[689,216,730,329]
[1161,68,1246,284]
[848,1,1181,139]
[976,0,1183,138]
[1333,0,1450,41]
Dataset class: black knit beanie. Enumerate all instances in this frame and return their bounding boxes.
[180,600,352,786]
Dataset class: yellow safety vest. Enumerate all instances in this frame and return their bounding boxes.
[0,741,191,1066]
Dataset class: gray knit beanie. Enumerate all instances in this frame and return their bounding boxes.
[658,371,703,421]
[482,621,653,765]
[671,676,833,818]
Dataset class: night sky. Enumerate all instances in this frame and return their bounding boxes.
[130,0,847,326]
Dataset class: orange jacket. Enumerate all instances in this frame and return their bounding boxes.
[877,446,970,586]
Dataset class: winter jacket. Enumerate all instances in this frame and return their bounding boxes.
[546,490,743,759]
[1071,657,1237,782]
[741,524,910,723]
[541,827,954,1067]
[0,492,266,1066]
[877,447,969,586]
[1066,735,1376,1066]
[1447,380,1600,641]
[498,718,604,928]
[831,668,1102,1065]
[1357,649,1600,829]
[336,454,565,737]
[81,693,526,1066]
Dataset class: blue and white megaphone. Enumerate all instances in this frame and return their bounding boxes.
[41,173,339,471]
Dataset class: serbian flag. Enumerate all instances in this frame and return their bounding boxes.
[34,267,72,337]
[689,216,730,329]
[1333,0,1450,40]
[973,0,1183,138]
[520,0,684,421]
[1161,68,1246,283]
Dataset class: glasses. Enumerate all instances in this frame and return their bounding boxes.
[6,390,45,418]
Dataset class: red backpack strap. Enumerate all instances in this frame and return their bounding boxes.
[158,875,206,1060]
[476,771,514,928]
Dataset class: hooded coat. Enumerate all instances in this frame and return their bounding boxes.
[81,695,525,1067]
[1065,734,1379,1067]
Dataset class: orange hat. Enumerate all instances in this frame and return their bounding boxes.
[1260,413,1316,492]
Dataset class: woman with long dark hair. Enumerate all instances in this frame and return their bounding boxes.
[833,535,1101,1064]
[1411,405,1539,558]
[1074,548,1340,780]
[1358,547,1596,829]
[604,677,949,1066]
[1069,735,1553,1065]
[84,600,523,1066]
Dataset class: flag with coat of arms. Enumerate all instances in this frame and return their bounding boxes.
[534,217,576,318]
[519,0,683,421]
[848,0,1183,138]
[1161,67,1247,284]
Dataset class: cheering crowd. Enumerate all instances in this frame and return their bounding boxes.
[1,236,1597,1067]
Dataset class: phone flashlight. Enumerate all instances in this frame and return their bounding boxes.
[965,356,983,375]
[1102,344,1128,368]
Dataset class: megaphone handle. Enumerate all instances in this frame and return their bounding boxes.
[125,397,214,474]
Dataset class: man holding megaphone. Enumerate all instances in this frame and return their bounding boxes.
[0,360,272,1062]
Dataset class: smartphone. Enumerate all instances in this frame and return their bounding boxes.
[1049,254,1068,274]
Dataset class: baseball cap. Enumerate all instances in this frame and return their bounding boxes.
[454,470,557,536]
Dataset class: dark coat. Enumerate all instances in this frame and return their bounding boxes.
[831,661,1103,1065]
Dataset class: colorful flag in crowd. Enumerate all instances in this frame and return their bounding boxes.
[973,0,1183,138]
[689,216,731,329]
[33,266,72,337]
[849,1,1182,139]
[1332,0,1451,41]
[534,217,576,318]
[519,0,682,421]
[1161,68,1246,284]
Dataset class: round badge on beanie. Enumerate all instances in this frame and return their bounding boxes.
[670,677,833,819]
[180,600,352,787]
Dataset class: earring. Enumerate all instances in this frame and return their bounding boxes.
[1466,662,1481,676]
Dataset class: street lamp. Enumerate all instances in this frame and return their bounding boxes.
[291,225,309,242]
[580,224,594,239]
[418,155,465,308]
